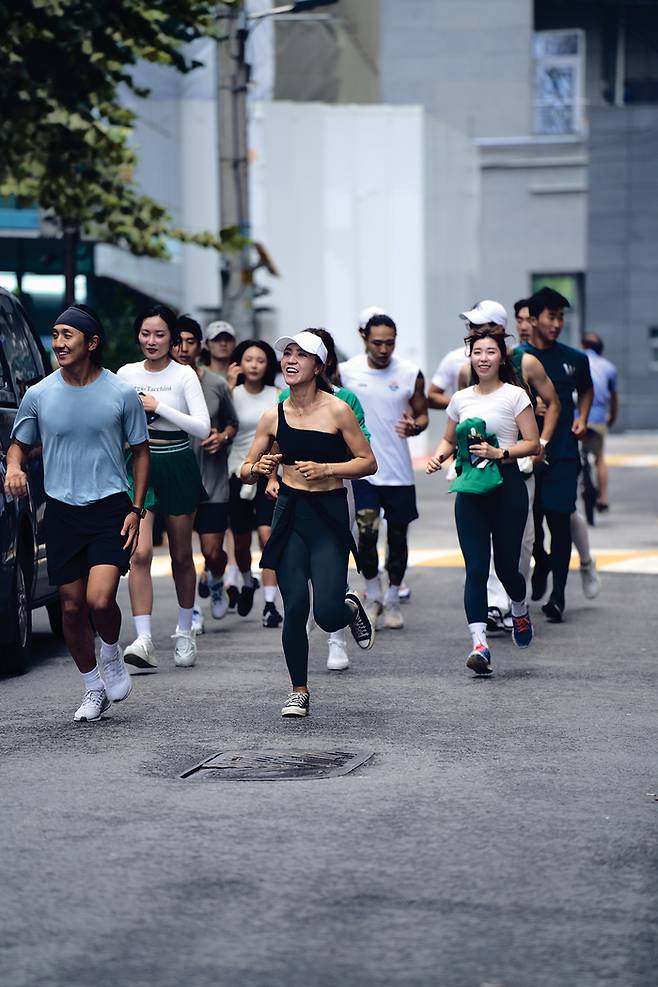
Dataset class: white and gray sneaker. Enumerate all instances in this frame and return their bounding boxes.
[192,607,205,635]
[211,583,229,620]
[327,636,349,671]
[74,689,111,722]
[580,560,601,599]
[365,598,383,629]
[123,635,157,670]
[383,598,404,629]
[100,645,133,702]
[281,692,310,717]
[172,628,197,667]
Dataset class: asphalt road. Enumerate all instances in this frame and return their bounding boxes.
[2,438,657,987]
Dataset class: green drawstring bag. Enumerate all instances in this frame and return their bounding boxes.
[449,417,503,495]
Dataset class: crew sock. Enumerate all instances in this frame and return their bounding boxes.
[263,585,277,604]
[99,636,119,661]
[134,614,152,639]
[226,564,239,587]
[384,585,399,604]
[177,607,193,632]
[468,622,488,650]
[81,665,104,692]
[366,576,382,601]
[510,600,528,617]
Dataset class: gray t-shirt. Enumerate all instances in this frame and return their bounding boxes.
[11,368,148,506]
[191,369,239,503]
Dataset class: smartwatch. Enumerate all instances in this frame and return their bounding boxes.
[502,449,510,460]
[131,505,147,519]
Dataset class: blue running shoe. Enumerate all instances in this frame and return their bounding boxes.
[466,643,492,675]
[512,610,533,648]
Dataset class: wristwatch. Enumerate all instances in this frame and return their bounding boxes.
[131,505,147,519]
[502,449,510,460]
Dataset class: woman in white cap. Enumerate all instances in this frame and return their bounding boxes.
[241,330,377,717]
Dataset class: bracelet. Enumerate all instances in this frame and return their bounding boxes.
[249,462,257,479]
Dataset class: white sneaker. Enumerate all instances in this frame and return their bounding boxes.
[123,635,157,669]
[172,628,197,667]
[365,598,383,629]
[192,607,205,635]
[327,639,349,671]
[580,561,601,599]
[398,582,411,603]
[74,688,110,722]
[211,584,229,620]
[383,598,404,629]
[100,645,133,703]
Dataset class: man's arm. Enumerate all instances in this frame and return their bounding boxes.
[428,383,450,410]
[121,441,150,553]
[573,387,593,437]
[522,353,561,454]
[608,390,619,428]
[5,440,32,498]
[397,372,429,437]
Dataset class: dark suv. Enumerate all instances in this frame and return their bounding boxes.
[0,287,61,674]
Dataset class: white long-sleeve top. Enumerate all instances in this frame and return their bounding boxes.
[117,360,211,439]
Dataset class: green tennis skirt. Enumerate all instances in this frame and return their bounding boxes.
[126,444,208,517]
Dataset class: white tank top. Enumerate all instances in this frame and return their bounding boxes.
[227,383,279,476]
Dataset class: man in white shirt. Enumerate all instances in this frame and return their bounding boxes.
[340,314,428,629]
[428,344,470,410]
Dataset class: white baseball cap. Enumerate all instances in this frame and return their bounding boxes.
[274,331,328,365]
[203,320,236,343]
[459,300,508,330]
[358,305,387,331]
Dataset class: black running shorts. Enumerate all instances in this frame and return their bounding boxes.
[44,492,133,586]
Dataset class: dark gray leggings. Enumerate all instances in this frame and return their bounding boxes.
[276,494,353,687]
[455,468,528,624]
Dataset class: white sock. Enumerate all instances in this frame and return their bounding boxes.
[385,585,399,604]
[226,564,239,587]
[570,511,591,566]
[366,576,382,601]
[99,636,119,661]
[178,607,193,632]
[468,622,488,649]
[510,600,527,617]
[263,585,277,604]
[241,570,254,588]
[134,614,152,640]
[81,665,104,692]
[329,627,347,647]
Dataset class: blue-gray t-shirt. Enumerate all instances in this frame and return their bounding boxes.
[11,369,148,506]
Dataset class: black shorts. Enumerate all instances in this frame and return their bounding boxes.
[228,474,275,534]
[194,501,229,535]
[44,492,133,586]
[352,479,419,526]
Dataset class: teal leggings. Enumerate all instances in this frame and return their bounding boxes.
[275,493,353,687]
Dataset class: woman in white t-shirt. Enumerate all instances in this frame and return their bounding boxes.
[427,328,540,676]
[118,305,210,671]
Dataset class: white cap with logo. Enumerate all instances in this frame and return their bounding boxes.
[203,320,236,343]
[274,331,328,365]
[459,300,508,330]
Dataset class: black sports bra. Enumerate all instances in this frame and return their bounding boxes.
[276,401,350,465]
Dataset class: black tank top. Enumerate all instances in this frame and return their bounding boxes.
[276,401,350,465]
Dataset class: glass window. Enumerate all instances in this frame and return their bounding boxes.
[534,30,585,135]
[0,294,41,401]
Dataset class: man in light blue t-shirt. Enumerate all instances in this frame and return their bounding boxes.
[582,333,618,513]
[5,304,150,723]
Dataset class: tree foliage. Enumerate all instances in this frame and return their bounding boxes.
[0,0,246,257]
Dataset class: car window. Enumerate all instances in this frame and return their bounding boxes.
[0,297,41,402]
[0,341,16,406]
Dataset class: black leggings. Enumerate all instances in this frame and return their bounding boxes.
[532,471,572,610]
[275,492,354,687]
[455,468,528,624]
[357,510,409,585]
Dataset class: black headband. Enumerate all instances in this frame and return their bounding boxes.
[55,306,104,340]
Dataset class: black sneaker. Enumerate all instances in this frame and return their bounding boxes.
[531,560,550,601]
[262,602,283,628]
[542,599,564,623]
[198,570,210,600]
[281,691,310,717]
[237,578,260,617]
[227,585,240,612]
[345,592,375,651]
[486,606,505,633]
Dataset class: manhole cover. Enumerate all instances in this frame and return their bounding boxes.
[180,748,374,781]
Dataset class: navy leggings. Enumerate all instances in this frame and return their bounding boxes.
[455,467,528,624]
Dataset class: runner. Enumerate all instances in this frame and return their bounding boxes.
[200,320,236,378]
[118,304,210,668]
[6,304,149,720]
[174,316,238,632]
[274,327,371,671]
[242,330,377,717]
[525,287,593,622]
[427,326,540,675]
[340,314,428,630]
[581,333,618,514]
[428,340,471,410]
[226,339,282,627]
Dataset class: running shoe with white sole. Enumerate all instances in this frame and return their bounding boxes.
[211,583,229,620]
[502,610,514,632]
[511,611,533,649]
[398,582,411,603]
[100,645,133,702]
[226,585,240,612]
[237,578,259,617]
[281,692,310,717]
[74,688,111,722]
[580,561,601,600]
[345,592,375,650]
[466,643,493,675]
[383,599,404,629]
[123,635,157,669]
[365,598,383,629]
[486,606,505,633]
[192,607,205,635]
[172,628,197,667]
[327,638,349,671]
